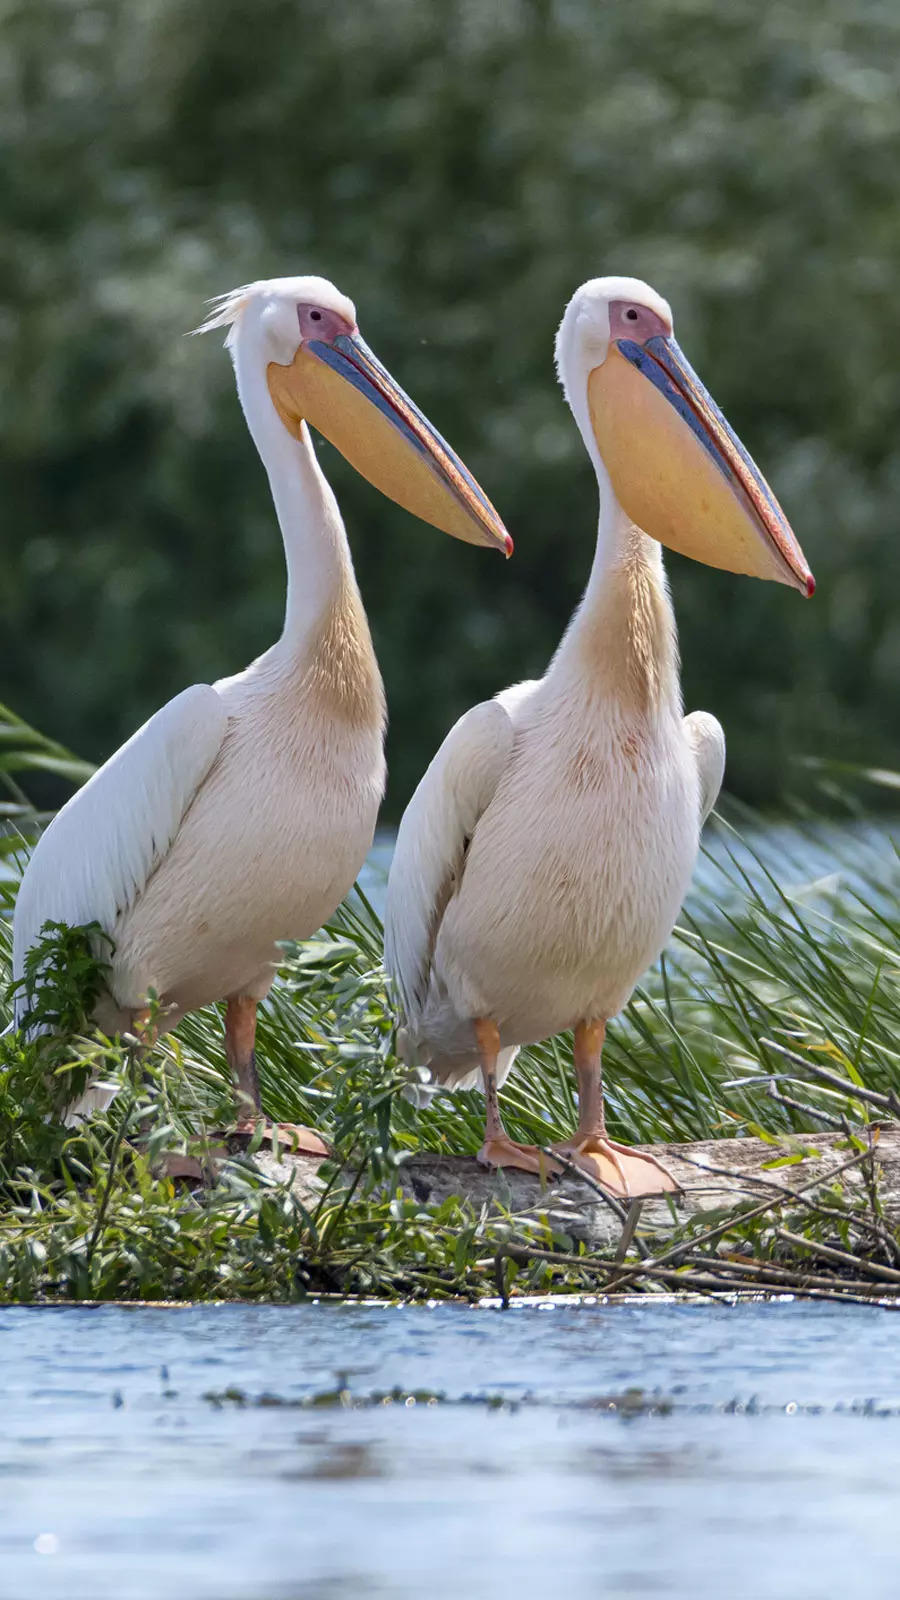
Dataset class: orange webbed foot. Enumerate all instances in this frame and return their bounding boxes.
[478,1134,561,1179]
[553,1134,679,1198]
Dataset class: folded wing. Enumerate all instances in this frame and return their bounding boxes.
[384,697,517,1026]
[684,709,726,826]
[13,684,228,1015]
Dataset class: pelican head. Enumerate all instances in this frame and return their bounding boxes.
[555,276,813,595]
[198,275,512,556]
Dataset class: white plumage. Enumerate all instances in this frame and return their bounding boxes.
[386,275,809,1194]
[14,686,228,1002]
[387,592,722,1086]
[14,274,510,1127]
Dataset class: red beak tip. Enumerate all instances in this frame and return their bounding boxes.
[805,573,816,598]
[503,532,514,559]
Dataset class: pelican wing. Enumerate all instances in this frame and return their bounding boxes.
[384,697,517,1023]
[13,685,227,997]
[684,710,726,825]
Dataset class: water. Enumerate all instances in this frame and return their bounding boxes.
[4,1299,900,1600]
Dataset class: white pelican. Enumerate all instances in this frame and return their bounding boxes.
[385,276,814,1196]
[14,274,511,1135]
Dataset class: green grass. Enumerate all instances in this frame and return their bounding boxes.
[1,707,899,1303]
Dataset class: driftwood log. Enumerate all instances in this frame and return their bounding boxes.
[240,1125,900,1257]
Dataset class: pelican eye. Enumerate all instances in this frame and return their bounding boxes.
[310,309,323,323]
[625,308,639,321]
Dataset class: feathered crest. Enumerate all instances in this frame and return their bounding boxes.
[190,283,262,345]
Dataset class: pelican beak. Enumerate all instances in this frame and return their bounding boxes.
[588,335,814,595]
[266,332,512,556]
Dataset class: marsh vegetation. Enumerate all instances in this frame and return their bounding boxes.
[2,705,899,1304]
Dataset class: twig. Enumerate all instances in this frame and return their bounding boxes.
[673,1147,822,1194]
[635,1266,899,1310]
[497,1242,722,1303]
[662,1145,890,1241]
[764,1083,846,1129]
[679,1145,896,1267]
[858,1128,887,1232]
[499,1244,900,1309]
[800,1202,900,1266]
[615,1200,645,1264]
[596,1146,876,1293]
[538,1145,651,1260]
[539,1145,625,1220]
[774,1227,900,1286]
[659,1144,899,1263]
[680,1253,899,1296]
[760,1039,900,1117]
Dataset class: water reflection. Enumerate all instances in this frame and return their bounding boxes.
[3,1301,900,1598]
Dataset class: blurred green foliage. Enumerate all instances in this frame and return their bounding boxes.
[2,0,898,813]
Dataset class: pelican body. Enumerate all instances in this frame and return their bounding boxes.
[14,275,510,1127]
[385,277,813,1195]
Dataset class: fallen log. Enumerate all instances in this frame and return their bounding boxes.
[240,1124,899,1260]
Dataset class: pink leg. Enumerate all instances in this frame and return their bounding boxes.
[553,1020,678,1198]
[475,1018,560,1178]
[225,997,329,1157]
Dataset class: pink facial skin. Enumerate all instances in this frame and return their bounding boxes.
[297,303,357,343]
[608,299,672,345]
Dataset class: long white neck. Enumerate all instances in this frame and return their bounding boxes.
[551,386,680,719]
[583,477,665,603]
[230,310,355,652]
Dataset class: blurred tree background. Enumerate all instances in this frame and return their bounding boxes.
[2,0,898,816]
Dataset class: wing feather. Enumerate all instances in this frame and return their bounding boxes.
[384,698,515,1023]
[13,685,227,996]
[683,710,726,826]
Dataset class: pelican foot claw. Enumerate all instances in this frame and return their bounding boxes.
[553,1135,679,1198]
[477,1135,561,1179]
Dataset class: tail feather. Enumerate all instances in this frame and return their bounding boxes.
[398,1027,520,1105]
[64,1083,117,1126]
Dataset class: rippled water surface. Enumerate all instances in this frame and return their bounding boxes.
[3,1300,900,1599]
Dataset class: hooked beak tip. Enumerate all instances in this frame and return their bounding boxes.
[503,532,514,559]
[805,573,816,599]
